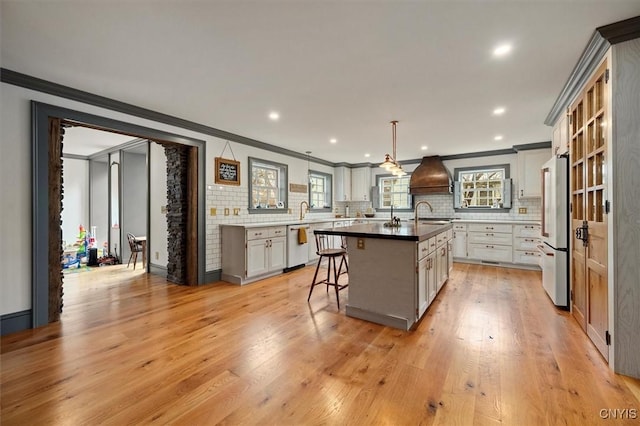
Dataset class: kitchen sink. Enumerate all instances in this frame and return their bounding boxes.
[414,217,453,225]
[419,220,450,225]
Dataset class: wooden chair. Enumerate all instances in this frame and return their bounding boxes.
[126,233,144,269]
[307,233,348,308]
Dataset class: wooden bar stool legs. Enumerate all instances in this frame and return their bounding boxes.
[308,234,348,308]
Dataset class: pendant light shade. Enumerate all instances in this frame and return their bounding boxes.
[379,154,395,170]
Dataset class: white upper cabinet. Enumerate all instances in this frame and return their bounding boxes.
[334,166,351,201]
[351,167,371,201]
[517,149,550,199]
[552,113,569,156]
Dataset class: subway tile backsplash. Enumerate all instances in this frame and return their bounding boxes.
[206,188,540,273]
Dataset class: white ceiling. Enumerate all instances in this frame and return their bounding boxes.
[62,127,137,157]
[2,1,639,164]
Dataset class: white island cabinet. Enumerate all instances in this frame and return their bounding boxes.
[222,225,286,285]
[316,222,451,330]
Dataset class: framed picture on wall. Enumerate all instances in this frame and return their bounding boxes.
[215,157,240,186]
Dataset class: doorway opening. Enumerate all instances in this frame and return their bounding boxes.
[32,101,206,327]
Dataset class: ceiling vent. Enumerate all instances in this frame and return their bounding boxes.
[409,156,452,195]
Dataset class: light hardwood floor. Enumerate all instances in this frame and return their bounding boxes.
[2,263,639,425]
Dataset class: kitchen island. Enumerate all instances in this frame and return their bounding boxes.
[315,222,453,330]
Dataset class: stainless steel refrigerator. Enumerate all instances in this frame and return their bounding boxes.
[538,155,569,309]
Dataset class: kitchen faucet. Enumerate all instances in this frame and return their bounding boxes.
[414,200,433,223]
[299,201,309,220]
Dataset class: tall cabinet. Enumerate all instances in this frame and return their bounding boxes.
[569,60,609,362]
[545,21,640,377]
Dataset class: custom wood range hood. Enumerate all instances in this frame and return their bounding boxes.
[409,156,452,195]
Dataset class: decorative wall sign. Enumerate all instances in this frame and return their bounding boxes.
[289,183,308,193]
[215,157,240,185]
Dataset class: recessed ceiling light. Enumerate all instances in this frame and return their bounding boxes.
[494,135,504,141]
[364,153,370,158]
[421,146,428,151]
[268,111,280,121]
[330,138,337,144]
[493,107,506,115]
[493,44,512,57]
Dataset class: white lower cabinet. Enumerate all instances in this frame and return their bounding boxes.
[466,223,513,263]
[221,225,287,285]
[453,223,467,258]
[246,236,286,278]
[513,224,542,266]
[453,221,541,269]
[417,238,437,316]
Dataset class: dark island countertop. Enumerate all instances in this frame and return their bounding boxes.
[313,222,452,242]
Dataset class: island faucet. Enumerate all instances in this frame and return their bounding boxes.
[414,200,433,223]
[299,201,309,220]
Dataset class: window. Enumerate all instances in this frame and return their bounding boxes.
[454,164,511,210]
[377,175,412,210]
[249,157,288,213]
[309,170,332,210]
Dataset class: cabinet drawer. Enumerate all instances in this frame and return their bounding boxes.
[468,231,513,246]
[468,223,512,233]
[247,228,270,240]
[452,223,467,231]
[436,231,448,246]
[268,226,286,238]
[468,243,513,263]
[247,226,286,240]
[513,236,540,250]
[418,240,430,260]
[514,224,541,237]
[513,250,542,265]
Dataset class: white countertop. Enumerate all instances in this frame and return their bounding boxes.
[452,219,541,225]
[220,217,540,229]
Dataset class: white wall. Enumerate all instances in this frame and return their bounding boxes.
[149,143,168,268]
[61,158,89,247]
[121,149,148,264]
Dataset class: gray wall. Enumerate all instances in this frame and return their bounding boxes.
[121,149,148,265]
[90,159,109,253]
[612,38,640,378]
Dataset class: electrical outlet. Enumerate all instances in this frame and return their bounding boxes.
[518,207,527,214]
[210,208,217,216]
[160,205,167,214]
[224,208,230,216]
[357,239,365,249]
[155,251,159,260]
[233,208,240,215]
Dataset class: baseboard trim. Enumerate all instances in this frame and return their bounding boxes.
[345,305,411,331]
[1,310,32,336]
[149,264,167,277]
[453,258,541,271]
[204,270,221,284]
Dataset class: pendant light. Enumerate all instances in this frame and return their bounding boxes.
[379,120,406,176]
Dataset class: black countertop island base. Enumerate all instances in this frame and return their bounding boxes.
[313,222,452,242]
[314,222,453,330]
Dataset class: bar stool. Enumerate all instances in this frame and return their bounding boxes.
[308,233,348,308]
